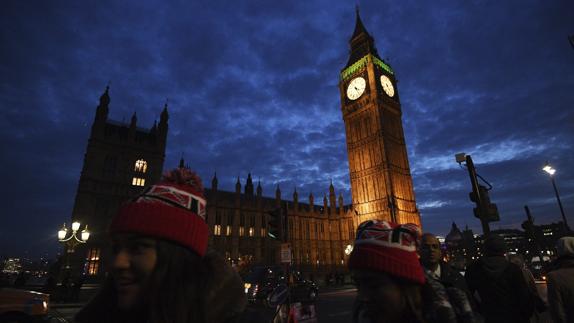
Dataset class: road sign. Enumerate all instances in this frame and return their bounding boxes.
[280,243,291,263]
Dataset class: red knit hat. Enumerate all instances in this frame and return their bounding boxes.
[110,167,209,257]
[349,220,425,284]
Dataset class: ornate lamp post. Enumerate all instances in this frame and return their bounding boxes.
[542,162,570,233]
[57,221,90,270]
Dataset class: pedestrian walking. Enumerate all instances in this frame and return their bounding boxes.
[547,236,574,323]
[75,167,247,323]
[507,254,546,322]
[349,220,475,323]
[465,234,534,323]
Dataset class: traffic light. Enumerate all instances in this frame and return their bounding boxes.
[469,185,499,222]
[522,220,534,239]
[267,208,282,240]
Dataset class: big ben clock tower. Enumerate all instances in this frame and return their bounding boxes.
[340,9,420,226]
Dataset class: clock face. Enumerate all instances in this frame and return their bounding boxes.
[380,75,395,97]
[346,77,366,100]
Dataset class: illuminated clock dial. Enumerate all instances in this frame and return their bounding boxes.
[380,75,395,97]
[346,77,366,100]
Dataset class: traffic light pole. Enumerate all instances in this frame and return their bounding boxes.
[465,155,491,236]
[524,205,545,267]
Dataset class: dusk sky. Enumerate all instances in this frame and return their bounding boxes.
[2,0,573,259]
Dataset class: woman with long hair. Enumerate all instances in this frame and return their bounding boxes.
[75,167,246,323]
[349,220,476,323]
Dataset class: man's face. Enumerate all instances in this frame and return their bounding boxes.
[352,270,405,323]
[110,234,157,311]
[420,234,442,268]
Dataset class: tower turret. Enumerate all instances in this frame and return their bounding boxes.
[95,85,110,122]
[211,172,218,191]
[235,176,241,194]
[245,173,254,196]
[293,187,299,212]
[158,101,169,148]
[275,185,281,207]
[329,180,337,211]
[309,192,314,211]
[256,180,262,198]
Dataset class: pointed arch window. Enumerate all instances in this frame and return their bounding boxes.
[134,159,148,173]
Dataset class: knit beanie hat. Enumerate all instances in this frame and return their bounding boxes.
[348,220,425,284]
[110,167,208,257]
[556,236,574,257]
[483,234,506,256]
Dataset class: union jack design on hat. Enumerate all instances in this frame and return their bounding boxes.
[349,220,425,284]
[138,184,207,219]
[110,167,209,257]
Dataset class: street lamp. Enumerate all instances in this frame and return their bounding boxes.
[58,221,90,269]
[542,162,570,233]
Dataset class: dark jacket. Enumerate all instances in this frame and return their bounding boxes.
[465,256,534,323]
[547,256,574,323]
[439,262,471,296]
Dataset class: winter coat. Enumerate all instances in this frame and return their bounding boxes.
[465,256,534,323]
[547,256,574,323]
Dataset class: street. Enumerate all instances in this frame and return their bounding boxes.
[47,283,550,322]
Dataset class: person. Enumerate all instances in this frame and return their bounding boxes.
[547,236,574,323]
[75,167,247,323]
[349,220,475,323]
[465,234,534,323]
[507,254,546,322]
[420,233,471,296]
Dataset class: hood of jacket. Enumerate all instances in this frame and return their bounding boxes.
[479,256,510,278]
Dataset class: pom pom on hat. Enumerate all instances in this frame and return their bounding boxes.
[349,220,425,284]
[110,167,209,257]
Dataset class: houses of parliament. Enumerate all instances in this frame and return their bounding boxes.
[69,10,420,279]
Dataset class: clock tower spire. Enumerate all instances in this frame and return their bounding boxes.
[339,9,420,226]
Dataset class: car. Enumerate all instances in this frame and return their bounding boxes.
[0,287,50,322]
[243,266,318,307]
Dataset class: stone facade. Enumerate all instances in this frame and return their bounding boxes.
[68,87,167,279]
[206,173,357,275]
[339,11,420,226]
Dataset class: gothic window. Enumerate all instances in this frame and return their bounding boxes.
[239,227,245,236]
[132,159,147,186]
[132,177,145,186]
[214,225,221,236]
[260,227,266,237]
[226,225,232,236]
[85,248,100,276]
[134,159,148,173]
[248,227,254,237]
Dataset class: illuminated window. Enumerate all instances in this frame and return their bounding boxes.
[132,177,145,186]
[85,248,100,276]
[239,227,245,236]
[214,225,221,236]
[134,159,148,173]
[226,225,232,236]
[249,227,254,237]
[261,227,266,237]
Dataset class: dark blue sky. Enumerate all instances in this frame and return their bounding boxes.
[1,0,573,259]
